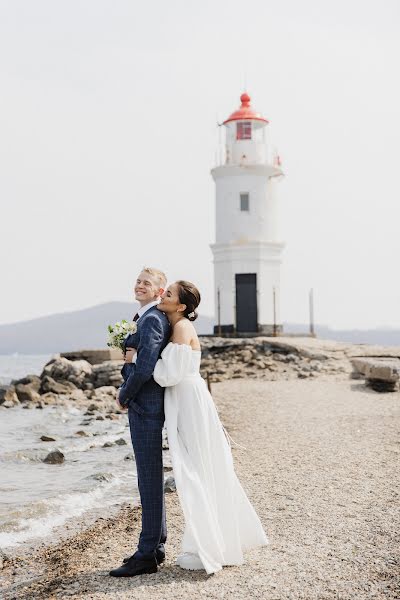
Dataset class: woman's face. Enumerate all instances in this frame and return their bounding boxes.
[158,283,185,315]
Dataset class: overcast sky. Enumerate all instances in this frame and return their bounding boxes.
[1,0,399,329]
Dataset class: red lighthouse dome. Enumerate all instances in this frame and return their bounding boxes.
[223,92,269,125]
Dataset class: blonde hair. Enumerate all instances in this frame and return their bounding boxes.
[142,266,167,289]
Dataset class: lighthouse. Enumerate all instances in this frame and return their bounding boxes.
[210,92,285,335]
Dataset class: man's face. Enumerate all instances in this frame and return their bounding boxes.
[134,271,163,306]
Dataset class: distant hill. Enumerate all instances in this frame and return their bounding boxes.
[0,302,215,354]
[0,303,399,354]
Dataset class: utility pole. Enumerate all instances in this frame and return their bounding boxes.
[272,287,277,337]
[309,288,315,337]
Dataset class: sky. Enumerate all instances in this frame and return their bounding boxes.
[0,0,399,330]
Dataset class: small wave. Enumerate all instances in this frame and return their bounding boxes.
[0,475,130,548]
[0,432,129,462]
[58,432,129,454]
[0,450,45,464]
[86,472,114,482]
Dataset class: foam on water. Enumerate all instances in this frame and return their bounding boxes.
[0,474,132,548]
[0,405,139,550]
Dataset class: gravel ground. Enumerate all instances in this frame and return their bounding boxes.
[1,376,399,599]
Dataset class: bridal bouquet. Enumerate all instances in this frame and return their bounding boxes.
[107,320,137,351]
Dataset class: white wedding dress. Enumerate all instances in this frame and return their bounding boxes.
[153,342,268,575]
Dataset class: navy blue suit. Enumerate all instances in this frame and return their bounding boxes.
[119,306,171,559]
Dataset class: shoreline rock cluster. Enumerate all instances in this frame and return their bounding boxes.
[0,356,124,410]
[199,337,349,383]
[1,336,399,410]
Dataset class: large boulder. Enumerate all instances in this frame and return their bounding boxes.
[41,357,93,389]
[365,361,400,383]
[0,385,19,407]
[350,357,400,392]
[92,361,124,388]
[11,374,41,392]
[40,375,77,395]
[15,383,41,403]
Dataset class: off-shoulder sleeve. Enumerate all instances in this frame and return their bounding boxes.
[153,342,193,387]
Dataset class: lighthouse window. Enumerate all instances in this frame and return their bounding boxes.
[240,193,250,211]
[236,121,252,140]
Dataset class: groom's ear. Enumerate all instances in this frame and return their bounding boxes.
[158,287,165,296]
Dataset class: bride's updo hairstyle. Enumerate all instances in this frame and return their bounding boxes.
[176,280,201,322]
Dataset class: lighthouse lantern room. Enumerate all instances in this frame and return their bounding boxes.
[210,92,285,335]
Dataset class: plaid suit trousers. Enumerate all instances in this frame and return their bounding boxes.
[121,307,170,558]
[128,408,167,558]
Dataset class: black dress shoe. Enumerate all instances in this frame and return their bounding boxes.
[123,548,165,565]
[109,555,158,577]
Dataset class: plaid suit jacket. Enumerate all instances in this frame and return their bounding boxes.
[118,306,171,417]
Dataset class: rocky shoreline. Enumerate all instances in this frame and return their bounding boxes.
[1,336,400,598]
[1,336,399,414]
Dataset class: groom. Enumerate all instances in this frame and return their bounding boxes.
[110,267,171,577]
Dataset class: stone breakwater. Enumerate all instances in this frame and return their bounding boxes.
[1,336,400,410]
[201,336,400,390]
[200,337,346,382]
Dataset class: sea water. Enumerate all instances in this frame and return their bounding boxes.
[0,355,150,550]
[0,353,52,386]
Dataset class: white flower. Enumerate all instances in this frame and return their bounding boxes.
[106,319,137,350]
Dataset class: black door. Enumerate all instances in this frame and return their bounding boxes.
[235,273,257,332]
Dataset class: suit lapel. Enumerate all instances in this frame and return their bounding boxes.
[123,306,161,351]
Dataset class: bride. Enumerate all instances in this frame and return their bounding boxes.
[153,280,268,575]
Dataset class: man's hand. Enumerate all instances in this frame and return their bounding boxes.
[124,347,136,363]
[116,388,128,411]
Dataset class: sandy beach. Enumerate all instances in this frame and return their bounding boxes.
[1,371,399,599]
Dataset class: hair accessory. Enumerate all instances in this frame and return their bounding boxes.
[187,311,195,319]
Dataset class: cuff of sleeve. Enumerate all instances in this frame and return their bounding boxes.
[118,387,127,405]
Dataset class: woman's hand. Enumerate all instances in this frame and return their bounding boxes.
[124,347,136,363]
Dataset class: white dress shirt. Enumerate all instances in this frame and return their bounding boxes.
[136,299,160,319]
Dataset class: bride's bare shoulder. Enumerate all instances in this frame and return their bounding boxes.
[174,319,193,331]
[172,319,196,344]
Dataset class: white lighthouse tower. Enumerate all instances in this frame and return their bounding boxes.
[210,92,285,335]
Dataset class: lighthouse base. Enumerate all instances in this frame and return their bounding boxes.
[213,324,283,337]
